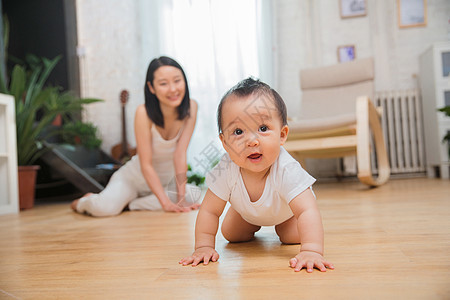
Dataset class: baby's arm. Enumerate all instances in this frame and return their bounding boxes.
[288,188,334,272]
[179,189,227,266]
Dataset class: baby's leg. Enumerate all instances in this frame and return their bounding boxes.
[275,216,300,244]
[221,206,261,242]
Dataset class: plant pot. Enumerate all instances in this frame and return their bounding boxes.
[18,165,41,210]
[51,113,62,126]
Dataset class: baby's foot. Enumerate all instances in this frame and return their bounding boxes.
[71,193,93,211]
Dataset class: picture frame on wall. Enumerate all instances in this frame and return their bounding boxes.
[337,45,356,63]
[398,0,427,28]
[340,0,366,19]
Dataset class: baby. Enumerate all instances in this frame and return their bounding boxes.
[180,78,334,272]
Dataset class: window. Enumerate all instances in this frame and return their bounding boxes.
[152,0,274,171]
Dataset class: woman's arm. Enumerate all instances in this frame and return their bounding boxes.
[134,104,189,212]
[179,189,227,266]
[173,100,198,203]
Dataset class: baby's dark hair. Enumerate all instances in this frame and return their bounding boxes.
[217,77,287,133]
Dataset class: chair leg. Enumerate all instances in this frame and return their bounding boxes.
[356,97,390,186]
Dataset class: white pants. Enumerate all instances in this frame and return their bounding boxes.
[76,158,202,217]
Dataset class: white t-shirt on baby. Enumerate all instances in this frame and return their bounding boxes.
[206,147,316,226]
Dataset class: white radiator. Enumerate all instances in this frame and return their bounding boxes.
[374,90,426,174]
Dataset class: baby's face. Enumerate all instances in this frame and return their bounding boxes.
[219,94,288,176]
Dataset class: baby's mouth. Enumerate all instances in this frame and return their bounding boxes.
[248,153,262,160]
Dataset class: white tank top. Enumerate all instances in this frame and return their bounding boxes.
[150,124,183,185]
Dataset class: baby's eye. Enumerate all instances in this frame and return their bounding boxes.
[233,128,243,135]
[259,125,268,132]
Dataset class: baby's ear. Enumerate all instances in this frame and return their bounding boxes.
[280,125,289,145]
[219,133,226,146]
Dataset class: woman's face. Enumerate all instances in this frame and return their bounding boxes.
[148,65,186,108]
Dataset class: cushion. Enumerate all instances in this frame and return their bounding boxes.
[300,57,374,90]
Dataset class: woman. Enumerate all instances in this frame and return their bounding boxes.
[71,56,200,216]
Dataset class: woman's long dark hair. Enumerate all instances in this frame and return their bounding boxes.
[144,56,191,128]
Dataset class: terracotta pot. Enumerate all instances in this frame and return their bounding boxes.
[18,165,41,210]
[51,114,62,126]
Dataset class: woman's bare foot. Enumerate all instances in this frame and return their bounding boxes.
[70,200,79,211]
[71,193,93,211]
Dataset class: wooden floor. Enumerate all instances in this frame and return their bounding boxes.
[1,178,449,299]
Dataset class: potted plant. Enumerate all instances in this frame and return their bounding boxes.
[0,55,101,209]
[438,106,450,160]
[61,120,102,150]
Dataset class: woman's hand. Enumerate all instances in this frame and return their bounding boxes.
[289,251,334,273]
[179,247,219,266]
[161,200,192,213]
[177,194,201,210]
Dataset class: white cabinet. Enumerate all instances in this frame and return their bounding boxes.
[0,93,19,214]
[419,42,450,179]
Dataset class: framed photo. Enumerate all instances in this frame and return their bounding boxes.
[337,45,356,63]
[340,0,366,19]
[398,0,427,28]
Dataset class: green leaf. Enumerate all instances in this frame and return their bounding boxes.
[438,106,450,117]
[35,56,61,90]
[9,65,26,101]
[8,54,104,165]
[23,66,41,107]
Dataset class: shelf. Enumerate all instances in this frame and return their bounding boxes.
[419,42,450,179]
[0,93,19,214]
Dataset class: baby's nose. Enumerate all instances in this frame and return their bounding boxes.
[247,135,260,147]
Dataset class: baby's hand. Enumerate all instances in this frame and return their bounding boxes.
[179,247,219,266]
[289,251,334,273]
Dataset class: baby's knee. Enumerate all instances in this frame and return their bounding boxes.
[277,234,300,245]
[221,226,237,242]
[221,225,254,243]
[275,226,300,245]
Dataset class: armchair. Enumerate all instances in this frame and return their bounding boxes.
[284,57,390,186]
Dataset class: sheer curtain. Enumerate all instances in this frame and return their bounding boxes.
[142,0,274,174]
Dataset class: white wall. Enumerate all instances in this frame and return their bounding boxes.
[75,0,450,176]
[275,0,450,117]
[274,0,449,177]
[76,0,156,153]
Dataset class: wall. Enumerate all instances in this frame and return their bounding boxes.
[275,0,450,177]
[76,0,153,153]
[275,0,450,117]
[76,0,450,176]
